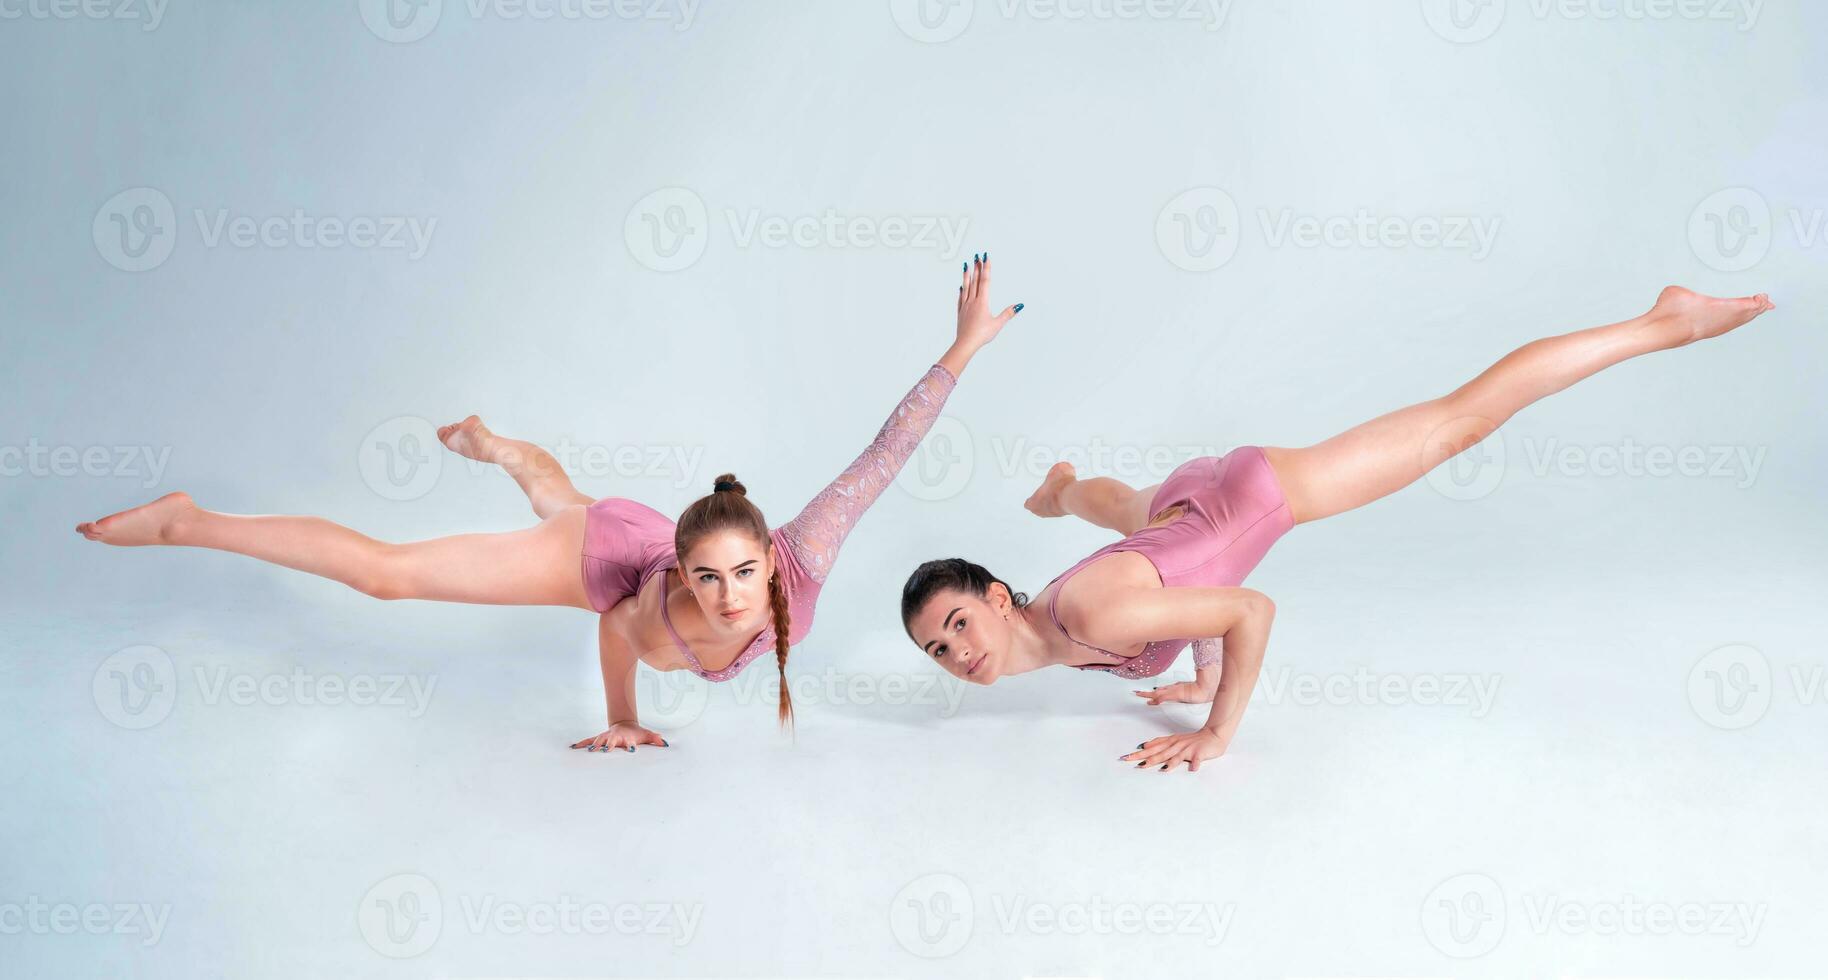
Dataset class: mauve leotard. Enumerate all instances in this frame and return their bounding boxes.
[579,363,957,682]
[1042,445,1295,679]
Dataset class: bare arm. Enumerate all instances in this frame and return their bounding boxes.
[569,614,668,754]
[1083,585,1277,772]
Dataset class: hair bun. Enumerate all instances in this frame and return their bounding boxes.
[711,474,745,496]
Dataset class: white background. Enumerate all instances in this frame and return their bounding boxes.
[3,0,1825,976]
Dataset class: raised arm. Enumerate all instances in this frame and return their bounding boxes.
[779,252,1021,582]
[1078,584,1277,772]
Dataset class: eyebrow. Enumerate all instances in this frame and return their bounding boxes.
[921,606,964,653]
[690,559,760,573]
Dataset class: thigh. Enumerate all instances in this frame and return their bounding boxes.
[391,504,594,608]
[1260,394,1493,525]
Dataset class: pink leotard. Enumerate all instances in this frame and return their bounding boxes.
[1042,445,1295,679]
[579,363,958,682]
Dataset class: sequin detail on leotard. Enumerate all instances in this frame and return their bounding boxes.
[582,363,959,682]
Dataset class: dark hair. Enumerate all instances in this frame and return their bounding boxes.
[900,558,1029,638]
[674,472,794,726]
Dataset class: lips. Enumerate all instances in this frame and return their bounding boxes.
[967,653,987,676]
[720,609,746,620]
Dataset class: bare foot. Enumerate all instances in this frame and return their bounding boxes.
[1023,461,1077,518]
[437,414,495,462]
[76,491,197,546]
[1648,286,1774,347]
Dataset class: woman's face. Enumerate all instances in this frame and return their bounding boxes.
[677,530,775,636]
[908,586,1017,686]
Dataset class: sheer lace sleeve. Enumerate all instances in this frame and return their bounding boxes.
[777,362,959,584]
[1191,637,1224,670]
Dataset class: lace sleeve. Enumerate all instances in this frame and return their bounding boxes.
[777,363,959,584]
[1191,637,1224,670]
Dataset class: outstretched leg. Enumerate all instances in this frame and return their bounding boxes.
[1024,461,1162,535]
[1262,286,1773,525]
[76,491,594,608]
[438,415,594,520]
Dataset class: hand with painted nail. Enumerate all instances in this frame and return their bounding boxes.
[570,721,669,754]
[1121,729,1228,773]
[955,252,1023,354]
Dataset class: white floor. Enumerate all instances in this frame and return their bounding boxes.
[7,479,1825,978]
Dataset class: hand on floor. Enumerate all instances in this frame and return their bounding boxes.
[1121,729,1228,772]
[1133,680,1217,705]
[571,722,669,754]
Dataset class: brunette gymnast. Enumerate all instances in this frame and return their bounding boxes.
[901,286,1773,772]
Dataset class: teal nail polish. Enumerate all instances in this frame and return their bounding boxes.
[962,262,966,271]
[1013,303,1024,313]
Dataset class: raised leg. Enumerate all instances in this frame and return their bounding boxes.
[1262,286,1773,525]
[76,491,594,608]
[438,415,594,520]
[1024,461,1162,535]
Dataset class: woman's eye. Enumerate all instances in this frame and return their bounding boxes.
[698,574,716,584]
[933,645,946,658]
[956,619,966,630]
[737,568,752,578]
